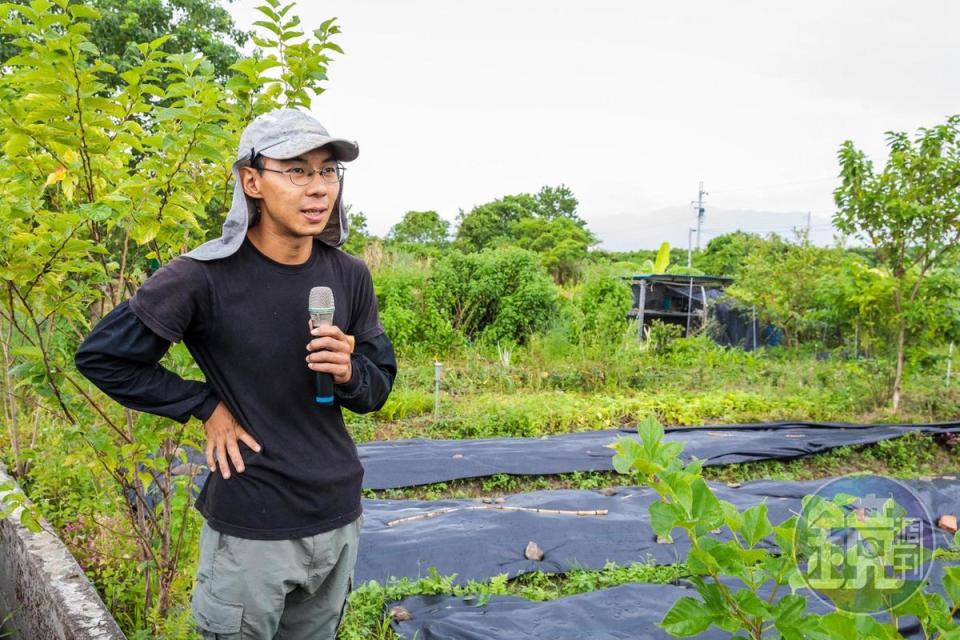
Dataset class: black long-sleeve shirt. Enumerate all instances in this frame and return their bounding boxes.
[75,238,396,540]
[75,301,396,422]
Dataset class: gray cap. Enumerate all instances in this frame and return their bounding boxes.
[239,108,359,164]
[185,108,359,261]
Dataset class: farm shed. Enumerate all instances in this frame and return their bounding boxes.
[625,273,763,349]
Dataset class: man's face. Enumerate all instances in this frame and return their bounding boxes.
[243,146,341,239]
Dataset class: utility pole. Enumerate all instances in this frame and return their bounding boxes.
[692,181,708,251]
[805,211,812,244]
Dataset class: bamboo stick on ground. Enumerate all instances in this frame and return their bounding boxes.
[386,505,608,527]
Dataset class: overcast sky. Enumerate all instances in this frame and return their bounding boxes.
[225,0,960,249]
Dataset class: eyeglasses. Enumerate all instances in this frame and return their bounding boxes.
[259,164,345,186]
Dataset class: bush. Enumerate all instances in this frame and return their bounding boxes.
[375,264,464,357]
[428,247,559,344]
[574,275,633,347]
[647,319,684,354]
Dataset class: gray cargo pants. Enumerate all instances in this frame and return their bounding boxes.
[191,517,361,640]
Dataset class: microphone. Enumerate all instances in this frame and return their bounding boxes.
[308,286,335,405]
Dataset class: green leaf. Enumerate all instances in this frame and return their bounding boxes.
[11,345,43,361]
[67,3,99,19]
[773,593,806,623]
[253,20,283,37]
[3,134,31,156]
[77,41,99,56]
[773,517,798,555]
[253,3,280,21]
[741,502,774,547]
[251,34,278,49]
[661,597,716,636]
[688,478,722,533]
[280,28,303,43]
[653,241,671,273]
[732,588,770,617]
[609,436,643,475]
[19,506,42,533]
[687,539,721,573]
[707,541,745,576]
[774,595,830,640]
[649,501,680,537]
[944,566,960,605]
[660,468,695,508]
[719,500,743,532]
[818,613,866,640]
[637,414,663,449]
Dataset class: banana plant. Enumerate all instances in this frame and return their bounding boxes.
[640,242,704,276]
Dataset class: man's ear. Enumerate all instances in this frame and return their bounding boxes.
[239,166,264,200]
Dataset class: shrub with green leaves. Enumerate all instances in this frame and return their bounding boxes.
[647,319,684,354]
[610,416,960,639]
[574,274,632,347]
[427,247,558,344]
[375,265,463,357]
[0,0,343,633]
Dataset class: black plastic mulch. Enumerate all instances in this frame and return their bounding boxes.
[357,421,960,490]
[355,477,960,586]
[391,562,959,640]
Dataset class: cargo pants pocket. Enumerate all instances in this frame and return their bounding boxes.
[193,584,244,640]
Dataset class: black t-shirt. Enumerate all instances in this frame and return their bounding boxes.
[128,237,384,540]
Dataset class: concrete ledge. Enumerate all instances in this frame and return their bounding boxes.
[0,463,125,640]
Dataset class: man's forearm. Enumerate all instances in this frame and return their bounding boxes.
[335,333,397,414]
[75,301,218,423]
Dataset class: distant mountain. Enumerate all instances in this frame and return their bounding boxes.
[588,206,840,251]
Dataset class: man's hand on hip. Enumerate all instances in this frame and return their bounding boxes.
[306,323,355,384]
[204,402,261,479]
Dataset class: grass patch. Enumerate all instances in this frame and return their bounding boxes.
[338,562,689,640]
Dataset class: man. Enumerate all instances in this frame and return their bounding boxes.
[75,109,396,639]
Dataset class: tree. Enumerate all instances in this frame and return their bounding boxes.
[834,115,960,410]
[388,209,450,246]
[813,256,960,361]
[1,0,247,84]
[727,237,842,347]
[341,206,372,256]
[0,0,342,629]
[512,216,595,284]
[89,0,246,81]
[696,231,766,277]
[534,184,585,226]
[453,186,587,252]
[453,186,600,283]
[454,193,537,251]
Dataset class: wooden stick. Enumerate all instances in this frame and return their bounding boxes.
[386,507,460,527]
[468,505,608,516]
[386,505,608,526]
